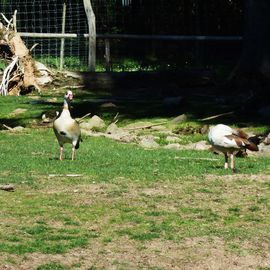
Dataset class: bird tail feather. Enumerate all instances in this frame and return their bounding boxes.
[246,141,259,151]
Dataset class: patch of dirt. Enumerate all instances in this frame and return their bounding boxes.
[205,173,270,182]
[1,176,269,270]
[1,237,269,270]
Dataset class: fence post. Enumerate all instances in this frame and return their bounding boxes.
[83,0,96,71]
[105,39,111,72]
[60,0,67,70]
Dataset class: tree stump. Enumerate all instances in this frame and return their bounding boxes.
[0,11,52,95]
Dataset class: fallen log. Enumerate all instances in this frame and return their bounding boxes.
[0,184,15,192]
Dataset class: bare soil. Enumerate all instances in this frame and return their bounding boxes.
[1,235,269,270]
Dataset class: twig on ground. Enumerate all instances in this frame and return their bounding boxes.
[199,111,234,121]
[174,157,219,161]
[3,124,13,130]
[124,121,167,131]
[0,184,15,192]
[111,112,119,124]
[60,85,84,89]
[48,174,83,177]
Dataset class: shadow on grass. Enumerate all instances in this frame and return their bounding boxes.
[2,70,270,128]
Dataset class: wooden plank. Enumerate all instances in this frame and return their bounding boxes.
[83,0,96,71]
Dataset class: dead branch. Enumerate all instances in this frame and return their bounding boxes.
[1,13,11,25]
[174,157,219,161]
[12,10,17,32]
[3,124,13,130]
[0,184,15,192]
[59,85,84,89]
[78,112,91,123]
[0,11,52,95]
[123,121,168,131]
[0,56,19,95]
[199,111,234,121]
[29,43,39,52]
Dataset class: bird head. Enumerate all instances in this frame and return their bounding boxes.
[65,90,73,102]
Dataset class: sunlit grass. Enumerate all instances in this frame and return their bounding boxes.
[0,89,269,269]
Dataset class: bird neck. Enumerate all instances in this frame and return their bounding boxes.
[63,99,70,110]
[61,99,71,117]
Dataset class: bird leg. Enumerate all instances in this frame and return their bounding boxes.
[72,145,75,161]
[230,153,237,172]
[59,146,63,161]
[224,153,229,169]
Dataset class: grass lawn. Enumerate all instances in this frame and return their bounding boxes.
[0,92,269,269]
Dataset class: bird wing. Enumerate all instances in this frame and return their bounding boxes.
[225,135,258,151]
[233,128,249,139]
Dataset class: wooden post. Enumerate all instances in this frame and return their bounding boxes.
[60,1,67,70]
[105,39,111,72]
[83,0,96,71]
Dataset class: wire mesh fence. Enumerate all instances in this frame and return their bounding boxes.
[0,0,89,69]
[0,0,243,72]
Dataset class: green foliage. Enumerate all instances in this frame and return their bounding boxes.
[0,59,8,70]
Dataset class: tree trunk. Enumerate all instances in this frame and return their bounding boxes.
[232,0,270,89]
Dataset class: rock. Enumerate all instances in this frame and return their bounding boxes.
[187,140,210,150]
[171,114,187,124]
[105,123,136,142]
[106,123,120,134]
[84,124,136,144]
[164,143,181,150]
[258,143,270,156]
[106,133,137,143]
[139,135,159,148]
[11,126,24,132]
[80,115,105,131]
[263,133,270,145]
[165,135,180,143]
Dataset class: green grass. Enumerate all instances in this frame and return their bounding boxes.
[37,263,69,270]
[0,92,269,268]
[34,56,156,72]
[0,128,269,257]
